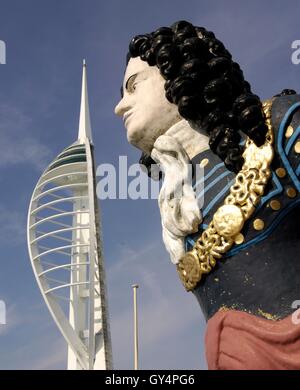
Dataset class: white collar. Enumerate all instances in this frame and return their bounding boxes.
[164,119,209,160]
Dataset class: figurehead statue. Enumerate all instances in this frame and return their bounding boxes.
[115,21,300,370]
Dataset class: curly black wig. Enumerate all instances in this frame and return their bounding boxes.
[126,20,270,173]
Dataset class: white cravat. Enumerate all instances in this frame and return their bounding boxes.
[151,120,209,264]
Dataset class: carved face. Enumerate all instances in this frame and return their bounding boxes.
[114,57,180,155]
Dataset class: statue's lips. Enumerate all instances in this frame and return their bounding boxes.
[123,112,132,126]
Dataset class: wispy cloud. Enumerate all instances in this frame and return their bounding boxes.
[0,203,25,246]
[0,299,66,369]
[29,337,66,370]
[0,104,52,170]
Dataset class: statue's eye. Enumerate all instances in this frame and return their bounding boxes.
[126,74,138,93]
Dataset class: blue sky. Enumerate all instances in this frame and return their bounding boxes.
[0,0,299,369]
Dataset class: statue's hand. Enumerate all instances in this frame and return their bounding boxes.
[151,135,202,264]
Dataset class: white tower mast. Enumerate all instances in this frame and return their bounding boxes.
[27,61,113,370]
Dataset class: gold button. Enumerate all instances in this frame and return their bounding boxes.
[234,233,244,245]
[270,200,281,211]
[287,187,297,198]
[285,125,294,138]
[253,218,265,231]
[213,205,244,238]
[295,141,300,154]
[199,158,209,168]
[275,168,286,178]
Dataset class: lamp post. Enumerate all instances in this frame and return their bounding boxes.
[132,284,139,370]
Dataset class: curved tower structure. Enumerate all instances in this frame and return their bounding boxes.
[27,61,112,370]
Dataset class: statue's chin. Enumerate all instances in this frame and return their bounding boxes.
[126,129,153,156]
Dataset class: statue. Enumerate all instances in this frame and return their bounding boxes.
[114,20,300,370]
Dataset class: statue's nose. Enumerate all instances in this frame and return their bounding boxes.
[114,98,127,116]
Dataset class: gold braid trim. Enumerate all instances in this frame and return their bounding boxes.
[177,99,274,291]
